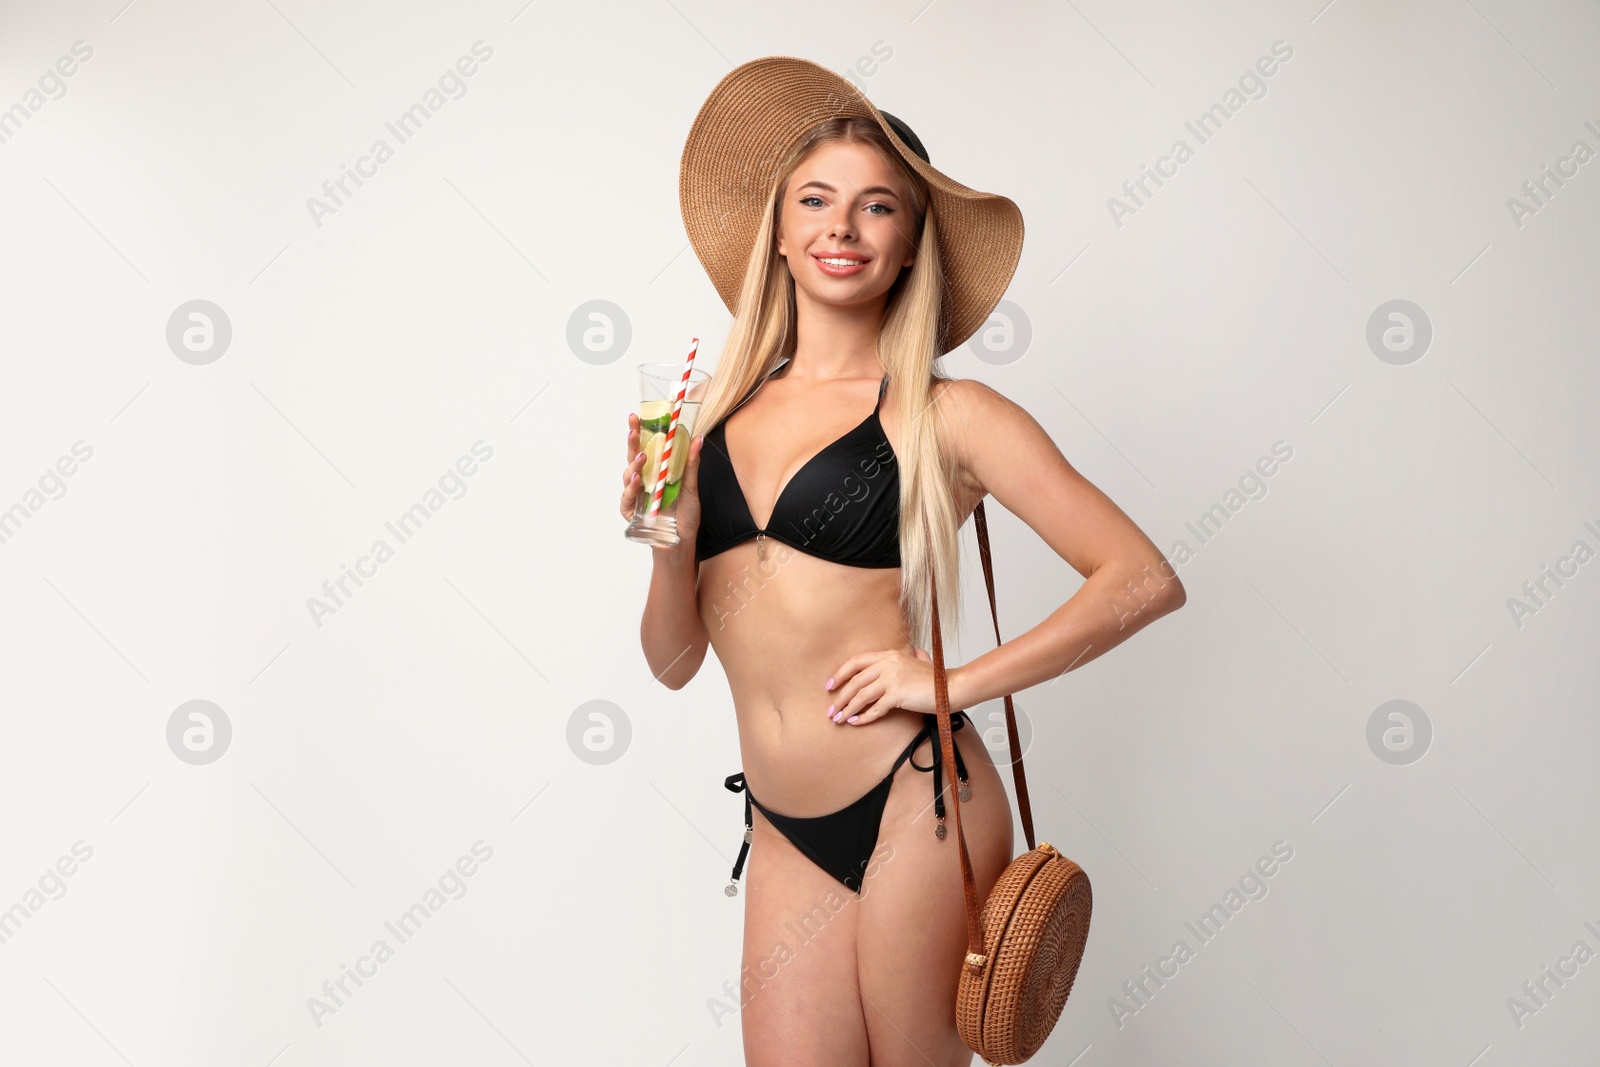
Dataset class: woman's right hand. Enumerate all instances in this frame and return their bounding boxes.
[621,413,705,551]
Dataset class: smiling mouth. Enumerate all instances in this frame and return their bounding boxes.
[812,254,871,276]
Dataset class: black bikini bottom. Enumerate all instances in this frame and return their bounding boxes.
[723,711,971,896]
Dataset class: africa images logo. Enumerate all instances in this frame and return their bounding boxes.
[305,41,494,229]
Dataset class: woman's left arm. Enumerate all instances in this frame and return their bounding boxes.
[939,378,1186,712]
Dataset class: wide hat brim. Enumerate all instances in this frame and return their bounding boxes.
[679,55,1024,355]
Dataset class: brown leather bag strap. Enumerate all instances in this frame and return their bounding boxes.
[930,497,1035,973]
[972,499,1036,852]
[930,580,986,970]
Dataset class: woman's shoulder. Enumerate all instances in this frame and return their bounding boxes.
[929,375,1017,428]
[927,376,1021,505]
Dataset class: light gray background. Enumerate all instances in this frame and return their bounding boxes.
[2,0,1597,1064]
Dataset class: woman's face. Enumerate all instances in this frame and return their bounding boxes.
[775,139,919,314]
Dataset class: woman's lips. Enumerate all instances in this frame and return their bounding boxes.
[813,254,870,277]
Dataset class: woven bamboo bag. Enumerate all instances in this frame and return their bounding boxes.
[928,500,1093,1065]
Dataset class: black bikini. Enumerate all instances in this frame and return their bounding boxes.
[724,712,971,896]
[695,358,901,568]
[697,360,973,896]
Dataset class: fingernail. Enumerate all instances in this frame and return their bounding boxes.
[826,705,834,715]
[846,715,859,724]
[825,678,834,691]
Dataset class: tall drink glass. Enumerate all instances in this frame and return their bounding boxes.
[624,362,711,548]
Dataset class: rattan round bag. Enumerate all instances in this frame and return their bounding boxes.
[928,501,1093,1064]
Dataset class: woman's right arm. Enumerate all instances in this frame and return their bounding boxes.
[641,541,708,689]
[624,422,710,689]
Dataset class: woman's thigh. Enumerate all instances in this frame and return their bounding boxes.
[738,805,872,1067]
[856,726,1014,1067]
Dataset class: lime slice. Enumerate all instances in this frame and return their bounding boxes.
[639,400,676,435]
[640,429,665,497]
[639,418,690,491]
[638,399,700,437]
[640,427,687,511]
[666,425,690,483]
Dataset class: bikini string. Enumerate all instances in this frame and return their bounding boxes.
[926,712,971,840]
[724,772,753,897]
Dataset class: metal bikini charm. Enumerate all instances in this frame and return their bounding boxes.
[959,780,971,802]
[725,882,738,897]
[935,816,947,840]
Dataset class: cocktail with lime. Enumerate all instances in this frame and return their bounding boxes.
[625,362,710,547]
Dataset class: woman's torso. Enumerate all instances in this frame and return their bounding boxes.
[694,361,990,813]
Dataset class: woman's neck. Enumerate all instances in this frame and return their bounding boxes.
[785,290,886,380]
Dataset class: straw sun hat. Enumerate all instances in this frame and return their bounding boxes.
[678,55,1024,353]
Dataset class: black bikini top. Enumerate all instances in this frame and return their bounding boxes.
[695,359,901,568]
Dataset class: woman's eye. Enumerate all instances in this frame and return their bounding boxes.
[797,194,892,215]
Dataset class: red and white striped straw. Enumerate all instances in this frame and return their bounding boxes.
[647,337,699,516]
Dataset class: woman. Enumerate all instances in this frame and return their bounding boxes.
[620,58,1185,1067]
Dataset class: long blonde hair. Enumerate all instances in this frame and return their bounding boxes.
[694,115,965,650]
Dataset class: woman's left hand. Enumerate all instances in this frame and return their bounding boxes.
[824,645,943,725]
